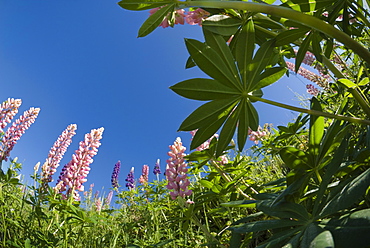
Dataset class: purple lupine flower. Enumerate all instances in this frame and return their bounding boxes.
[1,107,40,161]
[139,164,149,185]
[0,98,22,133]
[166,137,192,200]
[125,167,135,189]
[153,159,161,175]
[111,160,121,189]
[41,124,77,184]
[55,127,104,201]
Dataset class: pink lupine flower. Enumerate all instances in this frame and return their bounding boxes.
[1,107,40,161]
[0,98,22,133]
[166,137,192,200]
[248,126,268,145]
[139,164,149,185]
[103,190,113,209]
[306,84,320,96]
[185,8,210,26]
[55,127,104,201]
[286,61,328,87]
[149,7,185,28]
[41,124,77,184]
[95,198,102,212]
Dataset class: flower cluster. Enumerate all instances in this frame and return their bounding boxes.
[55,127,104,201]
[0,98,22,133]
[166,137,192,200]
[306,84,320,96]
[248,126,269,145]
[286,61,328,88]
[139,164,149,185]
[153,158,161,175]
[41,124,77,184]
[149,7,210,28]
[111,160,121,189]
[125,167,135,189]
[1,107,40,161]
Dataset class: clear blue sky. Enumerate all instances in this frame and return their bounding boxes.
[0,0,309,194]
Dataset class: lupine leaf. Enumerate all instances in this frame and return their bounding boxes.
[319,168,370,217]
[251,67,287,91]
[295,31,313,72]
[231,219,301,233]
[274,28,310,46]
[202,15,242,36]
[170,78,240,101]
[138,4,174,37]
[117,0,174,11]
[216,103,241,157]
[179,97,239,131]
[308,97,324,160]
[185,38,241,90]
[309,230,334,248]
[190,115,228,150]
[280,147,312,170]
[237,99,249,152]
[246,101,259,131]
[203,29,240,83]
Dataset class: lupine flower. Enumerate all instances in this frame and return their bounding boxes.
[185,8,210,26]
[0,98,22,133]
[190,130,228,164]
[166,137,192,200]
[149,7,185,28]
[103,190,113,209]
[95,198,102,212]
[1,107,40,161]
[139,164,149,185]
[111,160,121,189]
[306,84,320,96]
[153,159,161,175]
[248,126,268,145]
[125,167,135,189]
[41,124,77,184]
[286,61,328,88]
[55,127,104,201]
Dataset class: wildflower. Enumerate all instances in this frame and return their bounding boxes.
[166,137,192,200]
[186,199,195,204]
[248,126,268,145]
[185,8,210,26]
[139,164,149,185]
[286,61,328,88]
[125,167,135,189]
[306,84,320,96]
[103,190,113,209]
[0,98,22,133]
[1,107,40,161]
[149,7,185,28]
[95,198,102,212]
[111,160,121,189]
[153,159,161,175]
[41,124,77,184]
[55,127,104,201]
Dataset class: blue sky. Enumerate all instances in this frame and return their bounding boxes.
[0,0,309,194]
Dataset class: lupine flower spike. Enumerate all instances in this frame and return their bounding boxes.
[1,107,40,162]
[153,158,161,181]
[125,167,135,189]
[139,164,149,185]
[41,124,77,185]
[185,8,210,26]
[0,98,22,134]
[111,160,121,189]
[55,127,104,201]
[166,137,192,200]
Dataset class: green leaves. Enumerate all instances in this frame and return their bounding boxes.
[118,0,174,11]
[138,4,175,37]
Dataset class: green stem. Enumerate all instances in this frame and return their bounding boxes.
[248,95,370,125]
[184,1,370,65]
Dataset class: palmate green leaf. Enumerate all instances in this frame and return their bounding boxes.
[248,40,276,91]
[216,103,241,157]
[311,31,323,62]
[308,97,324,160]
[138,4,174,37]
[237,100,249,151]
[246,101,259,130]
[170,78,240,101]
[203,29,240,82]
[190,115,228,150]
[274,28,310,46]
[319,209,370,248]
[179,97,239,131]
[117,0,174,11]
[202,15,242,36]
[185,38,242,90]
[221,200,258,208]
[295,31,313,72]
[309,230,334,248]
[281,0,336,13]
[231,219,302,234]
[230,19,255,87]
[319,168,370,217]
[256,227,304,248]
[280,147,312,170]
[251,67,287,91]
[258,200,310,220]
